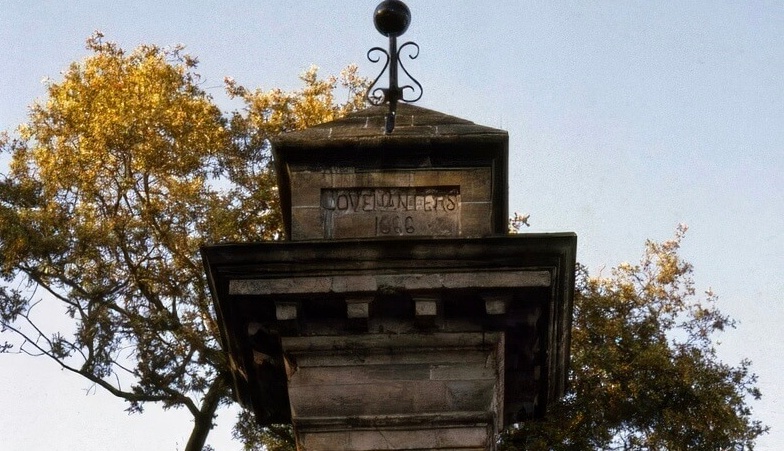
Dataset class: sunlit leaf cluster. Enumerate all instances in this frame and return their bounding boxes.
[0,33,365,451]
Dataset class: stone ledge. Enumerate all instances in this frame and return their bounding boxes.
[229,270,551,295]
[296,426,492,451]
[294,411,496,430]
[294,413,496,450]
[282,332,503,354]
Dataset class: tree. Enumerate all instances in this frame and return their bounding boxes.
[1,34,765,451]
[0,33,366,451]
[502,224,767,450]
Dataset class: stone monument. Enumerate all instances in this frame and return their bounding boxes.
[202,3,577,450]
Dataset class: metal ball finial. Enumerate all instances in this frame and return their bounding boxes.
[373,0,411,37]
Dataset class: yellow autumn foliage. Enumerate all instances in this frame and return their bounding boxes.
[0,33,366,451]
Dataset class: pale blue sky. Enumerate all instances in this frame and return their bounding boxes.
[1,1,782,450]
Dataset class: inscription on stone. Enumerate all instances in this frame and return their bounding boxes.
[321,186,461,239]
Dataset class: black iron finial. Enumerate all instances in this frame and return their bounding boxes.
[366,0,423,134]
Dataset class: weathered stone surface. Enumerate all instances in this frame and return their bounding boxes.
[275,302,298,321]
[483,292,512,315]
[290,206,323,242]
[346,297,372,318]
[286,167,493,240]
[321,186,462,239]
[203,234,577,433]
[229,270,551,295]
[273,103,507,146]
[296,424,492,451]
[414,298,438,316]
[283,332,501,353]
[272,104,508,240]
[283,333,503,450]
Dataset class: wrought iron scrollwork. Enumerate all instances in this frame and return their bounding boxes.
[366,0,422,134]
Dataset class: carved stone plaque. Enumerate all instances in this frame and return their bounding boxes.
[321,186,460,239]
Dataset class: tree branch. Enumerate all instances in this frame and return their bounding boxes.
[2,317,198,414]
[184,371,230,451]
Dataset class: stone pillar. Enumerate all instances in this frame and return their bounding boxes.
[202,104,577,451]
[286,333,503,450]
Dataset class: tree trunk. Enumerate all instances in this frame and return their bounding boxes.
[184,374,229,451]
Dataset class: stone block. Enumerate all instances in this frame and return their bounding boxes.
[291,206,323,240]
[328,170,359,187]
[429,364,497,381]
[415,299,438,316]
[230,271,550,296]
[445,379,498,410]
[459,202,493,237]
[283,332,505,428]
[483,292,512,315]
[296,424,493,451]
[275,302,298,321]
[346,297,372,318]
[288,167,498,240]
[289,348,492,368]
[291,364,432,386]
[289,171,330,208]
[458,168,493,203]
[296,430,350,451]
